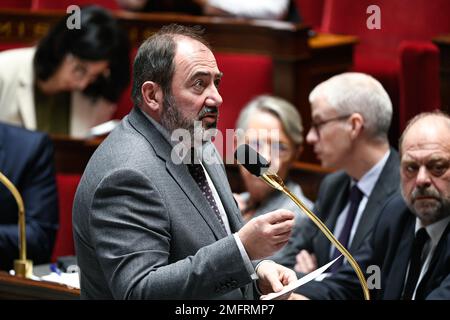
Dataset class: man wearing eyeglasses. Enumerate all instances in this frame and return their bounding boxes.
[274,72,400,278]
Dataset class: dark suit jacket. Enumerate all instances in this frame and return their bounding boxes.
[274,149,400,270]
[296,194,450,299]
[73,107,254,299]
[0,122,58,270]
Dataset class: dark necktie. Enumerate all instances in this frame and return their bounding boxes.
[187,163,227,233]
[402,228,430,300]
[329,184,364,273]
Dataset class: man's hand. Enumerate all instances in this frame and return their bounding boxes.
[294,250,318,273]
[256,261,297,297]
[238,209,295,260]
[289,293,310,300]
[233,193,246,212]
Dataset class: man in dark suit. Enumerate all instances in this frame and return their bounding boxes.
[73,24,296,299]
[274,73,400,276]
[0,122,58,271]
[290,112,450,299]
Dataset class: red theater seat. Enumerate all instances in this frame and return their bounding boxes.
[52,174,81,261]
[214,52,273,158]
[295,0,325,31]
[320,0,449,135]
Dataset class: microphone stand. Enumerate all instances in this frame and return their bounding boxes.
[260,170,370,300]
[0,171,33,278]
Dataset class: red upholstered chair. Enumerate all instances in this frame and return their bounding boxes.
[52,174,81,261]
[214,52,273,159]
[294,0,325,31]
[31,0,120,11]
[320,0,450,135]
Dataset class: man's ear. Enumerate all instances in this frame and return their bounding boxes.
[349,113,364,139]
[141,81,163,114]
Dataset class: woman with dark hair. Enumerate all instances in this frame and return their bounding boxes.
[0,5,130,137]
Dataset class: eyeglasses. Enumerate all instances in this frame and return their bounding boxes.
[310,114,352,138]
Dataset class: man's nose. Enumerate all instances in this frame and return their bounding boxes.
[416,166,432,188]
[205,85,223,106]
[306,127,318,145]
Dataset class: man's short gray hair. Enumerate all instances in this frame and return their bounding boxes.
[236,95,304,145]
[309,72,392,141]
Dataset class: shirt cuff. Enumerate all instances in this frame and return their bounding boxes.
[233,233,258,280]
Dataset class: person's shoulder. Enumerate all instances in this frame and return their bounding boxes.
[321,170,349,187]
[377,192,409,225]
[384,147,401,168]
[0,47,35,80]
[0,123,49,150]
[0,46,35,63]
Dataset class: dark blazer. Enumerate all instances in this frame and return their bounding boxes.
[0,122,58,270]
[274,149,400,270]
[73,107,254,299]
[296,194,450,299]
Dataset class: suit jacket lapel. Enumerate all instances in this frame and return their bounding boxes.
[415,223,450,299]
[351,150,400,250]
[316,176,350,264]
[128,107,227,240]
[383,217,415,299]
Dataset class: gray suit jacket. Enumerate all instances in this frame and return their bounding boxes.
[73,107,254,299]
[274,149,400,270]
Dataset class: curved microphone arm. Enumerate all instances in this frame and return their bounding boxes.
[234,144,369,300]
[0,171,33,278]
[261,171,370,300]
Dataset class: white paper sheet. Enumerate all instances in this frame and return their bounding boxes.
[261,255,342,300]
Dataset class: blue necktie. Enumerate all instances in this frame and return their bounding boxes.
[329,184,364,273]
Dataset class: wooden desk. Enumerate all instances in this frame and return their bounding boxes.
[0,272,80,299]
[0,9,356,162]
[51,135,103,174]
[433,34,450,114]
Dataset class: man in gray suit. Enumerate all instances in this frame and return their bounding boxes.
[73,24,296,299]
[274,73,400,276]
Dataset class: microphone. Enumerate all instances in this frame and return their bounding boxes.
[235,144,370,300]
[234,143,270,177]
[0,171,33,278]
